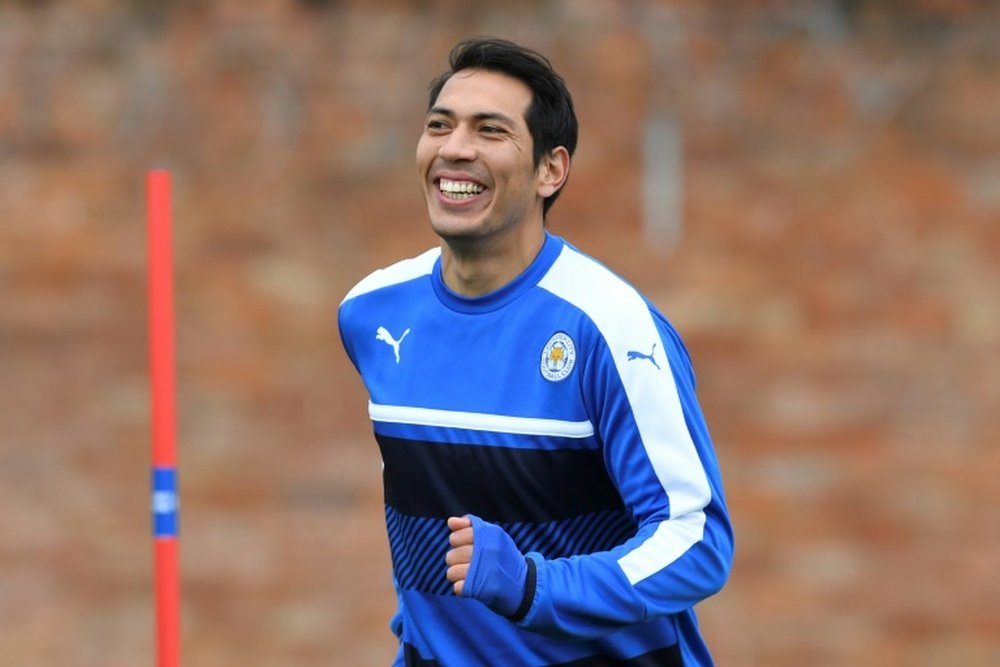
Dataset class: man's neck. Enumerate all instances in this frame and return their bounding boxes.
[439,226,546,297]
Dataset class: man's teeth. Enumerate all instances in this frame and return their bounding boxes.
[439,179,484,199]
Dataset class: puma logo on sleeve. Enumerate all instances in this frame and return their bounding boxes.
[627,343,660,370]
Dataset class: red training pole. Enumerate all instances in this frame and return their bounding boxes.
[147,169,180,667]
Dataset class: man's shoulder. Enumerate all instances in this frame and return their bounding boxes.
[341,246,441,305]
[542,241,644,310]
[543,241,687,337]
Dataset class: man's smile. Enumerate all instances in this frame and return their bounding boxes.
[438,178,486,200]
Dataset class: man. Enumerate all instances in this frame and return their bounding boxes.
[339,38,733,666]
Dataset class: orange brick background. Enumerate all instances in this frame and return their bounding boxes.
[1,1,997,665]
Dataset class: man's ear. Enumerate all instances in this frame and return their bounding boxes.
[537,146,571,199]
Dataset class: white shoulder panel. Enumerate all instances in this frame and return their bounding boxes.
[341,247,441,304]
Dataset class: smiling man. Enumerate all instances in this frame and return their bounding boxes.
[338,38,734,666]
[417,56,569,296]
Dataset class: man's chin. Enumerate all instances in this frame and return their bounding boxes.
[428,215,489,242]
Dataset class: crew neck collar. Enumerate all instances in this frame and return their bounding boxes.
[431,233,564,314]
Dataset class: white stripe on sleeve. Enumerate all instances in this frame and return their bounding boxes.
[538,245,712,585]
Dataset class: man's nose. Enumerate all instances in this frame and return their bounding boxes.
[438,125,477,161]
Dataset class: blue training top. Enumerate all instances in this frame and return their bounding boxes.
[338,233,734,666]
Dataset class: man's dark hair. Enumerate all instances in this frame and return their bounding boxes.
[428,38,578,217]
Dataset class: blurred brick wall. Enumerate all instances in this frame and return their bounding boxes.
[1,1,997,665]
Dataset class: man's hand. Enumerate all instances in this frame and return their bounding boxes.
[445,516,474,595]
[445,514,530,618]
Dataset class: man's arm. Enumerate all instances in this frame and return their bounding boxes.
[444,318,734,640]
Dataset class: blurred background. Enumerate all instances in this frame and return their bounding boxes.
[1,0,998,665]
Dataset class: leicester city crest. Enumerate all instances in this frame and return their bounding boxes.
[540,332,576,382]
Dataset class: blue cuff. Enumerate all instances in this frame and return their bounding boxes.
[463,514,529,618]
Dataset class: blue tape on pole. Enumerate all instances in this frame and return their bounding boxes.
[152,467,179,538]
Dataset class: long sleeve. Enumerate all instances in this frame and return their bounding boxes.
[522,262,735,640]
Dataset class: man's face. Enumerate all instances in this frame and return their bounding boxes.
[416,69,544,244]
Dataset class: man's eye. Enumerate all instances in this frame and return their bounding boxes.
[426,120,449,131]
[480,125,502,134]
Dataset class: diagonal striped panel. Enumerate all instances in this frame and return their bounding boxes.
[386,506,638,596]
[505,509,637,559]
[385,507,452,596]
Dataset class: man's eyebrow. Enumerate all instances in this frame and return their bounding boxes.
[426,107,518,127]
[473,111,518,127]
[426,106,454,118]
